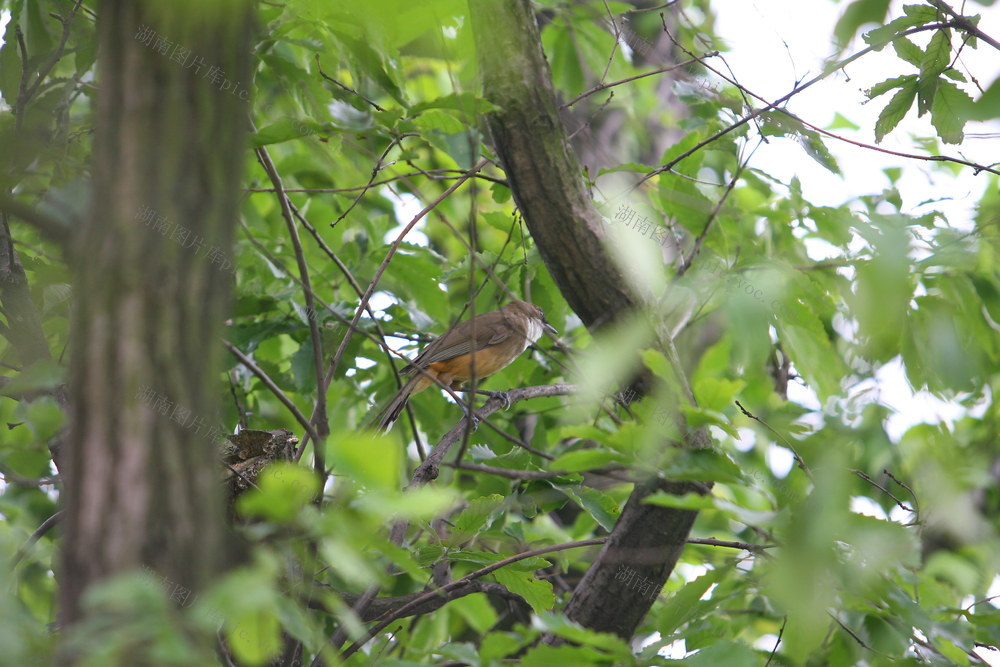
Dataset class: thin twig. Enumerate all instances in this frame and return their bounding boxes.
[339,538,607,659]
[254,141,329,479]
[223,340,320,445]
[22,1,84,103]
[327,158,489,389]
[851,469,914,513]
[765,617,786,666]
[0,465,59,487]
[330,133,419,229]
[927,0,1000,52]
[12,510,62,567]
[314,54,386,111]
[631,20,971,193]
[735,401,812,480]
[683,37,1000,177]
[562,53,717,109]
[244,170,507,194]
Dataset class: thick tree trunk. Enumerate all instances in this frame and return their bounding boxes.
[470,0,633,328]
[471,0,712,642]
[58,0,252,638]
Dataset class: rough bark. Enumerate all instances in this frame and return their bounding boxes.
[58,0,252,638]
[470,0,713,643]
[470,0,633,328]
[560,479,707,639]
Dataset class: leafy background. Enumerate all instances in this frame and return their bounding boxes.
[1,0,999,664]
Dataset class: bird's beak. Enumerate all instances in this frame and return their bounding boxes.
[542,320,558,336]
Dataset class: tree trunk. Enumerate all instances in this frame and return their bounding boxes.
[58,0,252,639]
[471,0,713,642]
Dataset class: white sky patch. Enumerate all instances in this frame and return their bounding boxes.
[369,290,396,314]
[875,356,974,441]
[381,189,428,246]
[0,10,9,46]
[711,0,1000,443]
[765,445,795,477]
[850,494,888,519]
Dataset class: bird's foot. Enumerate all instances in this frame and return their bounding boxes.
[478,389,511,410]
[459,403,480,430]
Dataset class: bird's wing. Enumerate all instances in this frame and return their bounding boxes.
[406,315,514,370]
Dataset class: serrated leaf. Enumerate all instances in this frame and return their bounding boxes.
[874,82,917,143]
[797,129,841,175]
[920,29,952,77]
[916,73,940,116]
[891,37,923,67]
[901,4,938,22]
[680,405,739,438]
[550,449,625,473]
[837,0,891,46]
[237,463,320,522]
[962,74,1000,121]
[490,568,554,614]
[552,482,621,531]
[693,377,746,413]
[656,567,726,636]
[448,495,506,545]
[489,182,511,204]
[4,359,64,393]
[0,39,23,105]
[861,11,923,48]
[931,80,972,144]
[942,68,966,83]
[866,74,918,99]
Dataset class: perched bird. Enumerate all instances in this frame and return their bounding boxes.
[371,299,557,431]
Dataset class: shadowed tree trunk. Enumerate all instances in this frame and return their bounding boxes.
[471,0,714,642]
[58,0,253,642]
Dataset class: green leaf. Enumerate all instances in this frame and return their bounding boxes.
[656,567,726,636]
[809,206,856,246]
[447,494,506,545]
[874,82,917,143]
[489,181,511,204]
[663,447,743,484]
[920,28,952,77]
[520,643,613,666]
[692,377,745,413]
[4,360,64,394]
[827,112,860,130]
[226,611,282,666]
[680,404,739,438]
[916,72,940,116]
[863,11,931,48]
[328,30,406,105]
[250,118,325,147]
[901,4,938,22]
[931,80,973,144]
[327,432,401,491]
[961,74,1000,120]
[836,0,891,46]
[891,36,923,67]
[797,129,841,175]
[0,39,23,105]
[490,568,554,614]
[552,483,621,531]
[549,449,625,473]
[236,463,320,522]
[16,397,64,443]
[866,74,918,99]
[680,640,760,666]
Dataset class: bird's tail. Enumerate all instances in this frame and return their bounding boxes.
[368,375,421,432]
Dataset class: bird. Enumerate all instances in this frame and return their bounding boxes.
[371,299,557,431]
